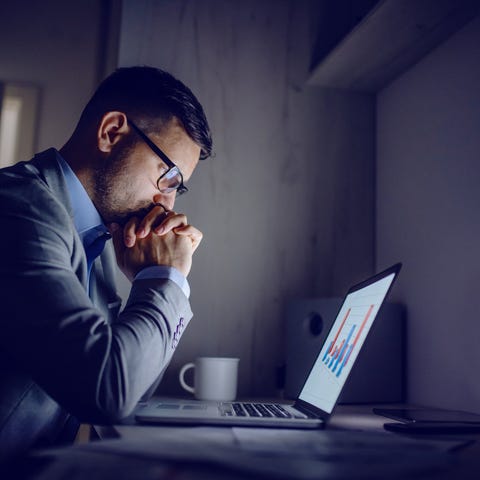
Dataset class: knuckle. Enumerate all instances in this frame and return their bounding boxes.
[174,213,187,224]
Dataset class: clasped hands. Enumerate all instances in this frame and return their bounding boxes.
[109,205,202,281]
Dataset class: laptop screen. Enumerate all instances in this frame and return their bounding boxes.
[298,268,399,414]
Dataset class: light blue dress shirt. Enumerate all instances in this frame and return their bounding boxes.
[57,152,190,298]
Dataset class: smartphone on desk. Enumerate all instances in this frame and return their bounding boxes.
[374,408,480,434]
[373,408,480,423]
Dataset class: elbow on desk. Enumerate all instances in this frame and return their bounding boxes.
[91,402,135,424]
[68,365,142,424]
[86,355,161,424]
[75,391,138,425]
[68,333,164,424]
[89,375,143,424]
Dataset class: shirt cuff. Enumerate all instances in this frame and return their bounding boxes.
[134,266,190,298]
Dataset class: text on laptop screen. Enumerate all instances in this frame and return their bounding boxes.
[298,273,396,413]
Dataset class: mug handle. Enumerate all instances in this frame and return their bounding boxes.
[179,362,195,394]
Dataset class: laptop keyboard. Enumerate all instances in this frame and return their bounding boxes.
[229,402,292,418]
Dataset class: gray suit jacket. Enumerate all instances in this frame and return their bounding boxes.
[0,149,192,458]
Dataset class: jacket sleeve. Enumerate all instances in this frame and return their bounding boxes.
[0,185,192,423]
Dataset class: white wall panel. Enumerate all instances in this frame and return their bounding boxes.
[119,0,375,396]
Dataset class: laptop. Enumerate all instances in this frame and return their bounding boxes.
[136,263,402,428]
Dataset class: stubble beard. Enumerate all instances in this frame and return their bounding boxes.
[92,147,153,225]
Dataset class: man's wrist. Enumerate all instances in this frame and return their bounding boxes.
[134,265,190,298]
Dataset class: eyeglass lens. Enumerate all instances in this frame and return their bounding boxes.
[157,167,187,195]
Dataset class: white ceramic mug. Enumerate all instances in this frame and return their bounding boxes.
[179,357,240,401]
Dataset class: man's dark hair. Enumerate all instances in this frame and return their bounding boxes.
[79,66,212,159]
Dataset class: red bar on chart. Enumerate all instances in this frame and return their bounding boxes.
[328,308,351,355]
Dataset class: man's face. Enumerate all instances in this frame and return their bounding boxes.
[92,117,200,225]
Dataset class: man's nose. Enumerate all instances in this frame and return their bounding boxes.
[153,192,175,211]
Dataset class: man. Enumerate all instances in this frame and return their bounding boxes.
[0,66,212,458]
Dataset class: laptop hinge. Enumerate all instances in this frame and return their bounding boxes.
[293,402,322,419]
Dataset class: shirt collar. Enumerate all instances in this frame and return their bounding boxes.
[56,152,109,240]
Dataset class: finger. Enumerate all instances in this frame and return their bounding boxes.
[173,225,203,252]
[136,206,171,238]
[124,217,140,247]
[154,213,188,235]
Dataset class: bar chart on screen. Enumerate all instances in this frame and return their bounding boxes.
[322,304,374,378]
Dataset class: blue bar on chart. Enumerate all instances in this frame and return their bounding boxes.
[322,305,374,378]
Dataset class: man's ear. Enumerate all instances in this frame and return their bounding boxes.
[97,111,129,153]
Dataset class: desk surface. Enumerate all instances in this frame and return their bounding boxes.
[26,403,480,479]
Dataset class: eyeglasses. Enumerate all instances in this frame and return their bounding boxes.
[128,119,188,196]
